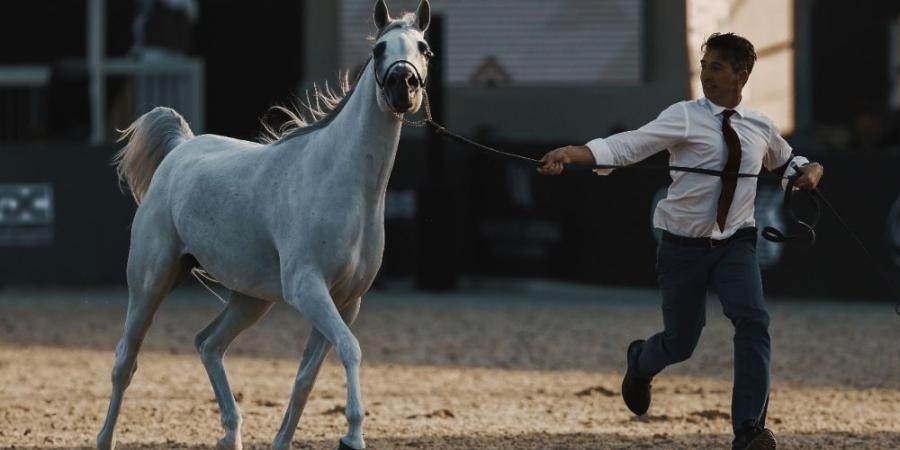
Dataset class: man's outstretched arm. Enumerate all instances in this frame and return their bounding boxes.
[537,103,688,177]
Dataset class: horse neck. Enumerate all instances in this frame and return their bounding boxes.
[323,60,402,198]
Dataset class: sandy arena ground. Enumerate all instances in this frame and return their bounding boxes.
[1,281,898,449]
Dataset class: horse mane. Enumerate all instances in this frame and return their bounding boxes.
[259,13,419,144]
[259,71,355,144]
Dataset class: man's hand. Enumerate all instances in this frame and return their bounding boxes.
[794,162,824,190]
[537,145,594,175]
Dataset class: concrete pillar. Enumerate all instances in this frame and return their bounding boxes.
[88,0,106,144]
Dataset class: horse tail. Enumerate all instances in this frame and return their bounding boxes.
[113,106,194,204]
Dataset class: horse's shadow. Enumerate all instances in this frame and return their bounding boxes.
[20,430,900,450]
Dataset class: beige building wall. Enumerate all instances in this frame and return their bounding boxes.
[687,0,795,133]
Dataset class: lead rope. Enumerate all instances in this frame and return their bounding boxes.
[811,189,900,315]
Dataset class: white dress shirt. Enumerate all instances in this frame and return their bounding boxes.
[586,98,808,240]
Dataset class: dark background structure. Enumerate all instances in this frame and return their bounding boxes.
[1,0,898,301]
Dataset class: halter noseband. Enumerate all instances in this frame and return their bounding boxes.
[374,59,426,91]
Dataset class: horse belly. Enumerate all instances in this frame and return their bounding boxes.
[190,243,283,302]
[177,211,283,301]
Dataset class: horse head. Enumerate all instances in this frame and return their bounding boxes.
[371,0,432,115]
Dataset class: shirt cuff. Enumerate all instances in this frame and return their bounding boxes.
[782,155,811,190]
[585,138,614,176]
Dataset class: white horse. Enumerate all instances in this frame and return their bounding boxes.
[96,1,432,449]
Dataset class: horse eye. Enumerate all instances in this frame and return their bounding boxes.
[373,42,386,58]
[418,41,433,58]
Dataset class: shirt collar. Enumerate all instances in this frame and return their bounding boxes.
[704,97,745,118]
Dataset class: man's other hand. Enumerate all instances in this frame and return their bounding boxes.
[794,162,824,190]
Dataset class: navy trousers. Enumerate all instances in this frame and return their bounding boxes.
[637,228,771,433]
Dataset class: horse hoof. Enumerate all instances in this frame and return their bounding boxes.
[338,438,364,450]
[96,434,115,450]
[216,436,242,450]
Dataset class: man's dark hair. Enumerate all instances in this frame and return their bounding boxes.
[702,32,757,74]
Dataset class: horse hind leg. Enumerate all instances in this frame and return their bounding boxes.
[271,327,330,450]
[195,291,273,450]
[96,232,189,450]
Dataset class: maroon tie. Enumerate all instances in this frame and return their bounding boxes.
[716,110,741,232]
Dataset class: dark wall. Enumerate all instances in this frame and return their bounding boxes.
[811,0,900,123]
[0,144,134,286]
[0,1,87,64]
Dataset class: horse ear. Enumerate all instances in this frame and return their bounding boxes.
[374,0,391,30]
[415,0,431,32]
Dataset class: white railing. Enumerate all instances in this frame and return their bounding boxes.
[0,66,51,140]
[0,66,51,88]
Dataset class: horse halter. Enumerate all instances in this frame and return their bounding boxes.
[374,59,425,91]
[373,58,433,127]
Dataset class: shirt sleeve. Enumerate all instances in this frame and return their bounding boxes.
[763,122,809,189]
[585,102,688,175]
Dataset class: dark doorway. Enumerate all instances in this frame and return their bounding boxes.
[196,0,304,140]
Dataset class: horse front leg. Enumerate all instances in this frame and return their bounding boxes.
[273,296,361,450]
[281,273,366,450]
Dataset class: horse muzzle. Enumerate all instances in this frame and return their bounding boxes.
[383,65,422,114]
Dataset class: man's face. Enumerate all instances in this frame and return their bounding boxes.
[700,49,748,107]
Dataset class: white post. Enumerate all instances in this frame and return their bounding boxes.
[88,0,106,144]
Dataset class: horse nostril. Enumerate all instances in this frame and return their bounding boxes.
[386,74,398,87]
[407,74,419,89]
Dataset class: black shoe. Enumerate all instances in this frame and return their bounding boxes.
[621,339,652,415]
[732,423,777,450]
